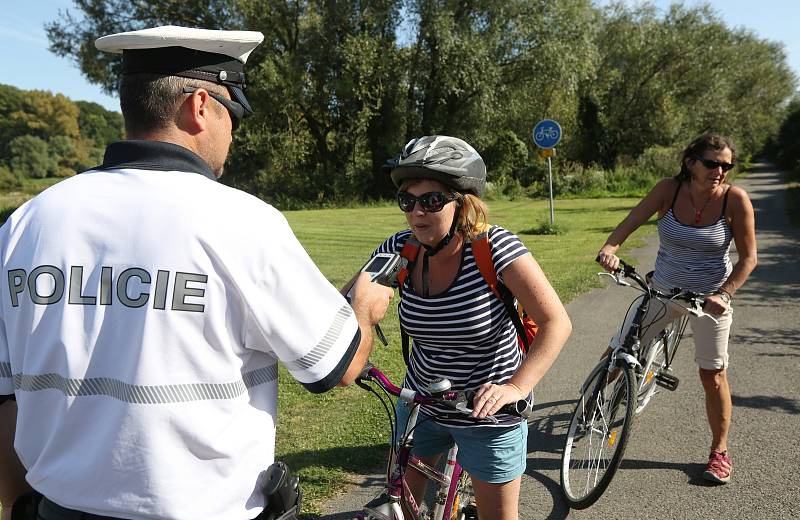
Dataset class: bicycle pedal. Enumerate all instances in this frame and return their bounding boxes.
[655,372,679,391]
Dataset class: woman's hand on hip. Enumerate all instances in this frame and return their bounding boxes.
[703,293,729,316]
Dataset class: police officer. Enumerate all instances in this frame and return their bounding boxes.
[0,26,393,520]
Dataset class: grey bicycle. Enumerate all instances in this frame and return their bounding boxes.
[560,260,718,509]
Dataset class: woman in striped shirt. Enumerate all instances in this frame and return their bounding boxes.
[374,136,571,520]
[597,133,757,485]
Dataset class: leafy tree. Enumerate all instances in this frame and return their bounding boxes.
[12,90,81,141]
[0,165,23,191]
[43,0,796,203]
[775,98,800,170]
[8,135,55,179]
[0,85,29,156]
[46,0,246,95]
[76,100,123,146]
[581,2,795,167]
[229,0,405,204]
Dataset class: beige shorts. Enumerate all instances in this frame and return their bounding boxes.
[610,289,733,370]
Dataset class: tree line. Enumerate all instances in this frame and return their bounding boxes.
[36,1,800,207]
[0,84,123,188]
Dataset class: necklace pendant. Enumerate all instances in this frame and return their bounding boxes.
[694,209,701,224]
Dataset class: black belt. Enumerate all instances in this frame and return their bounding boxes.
[37,498,124,520]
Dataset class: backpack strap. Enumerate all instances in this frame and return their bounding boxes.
[471,228,532,353]
[397,235,421,289]
[398,235,421,368]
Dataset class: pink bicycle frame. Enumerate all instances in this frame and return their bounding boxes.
[357,366,466,520]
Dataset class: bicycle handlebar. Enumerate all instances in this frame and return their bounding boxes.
[357,363,533,419]
[595,257,718,323]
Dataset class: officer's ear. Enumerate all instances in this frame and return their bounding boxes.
[178,88,215,135]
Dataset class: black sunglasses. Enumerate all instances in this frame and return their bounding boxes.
[693,155,734,172]
[397,191,458,213]
[183,86,245,131]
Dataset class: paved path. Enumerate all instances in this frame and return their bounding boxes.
[319,164,800,519]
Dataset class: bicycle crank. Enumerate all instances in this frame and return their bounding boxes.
[654,371,679,391]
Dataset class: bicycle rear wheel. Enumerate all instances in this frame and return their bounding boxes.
[561,358,636,509]
[448,469,478,520]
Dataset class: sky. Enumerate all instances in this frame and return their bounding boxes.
[2,0,800,114]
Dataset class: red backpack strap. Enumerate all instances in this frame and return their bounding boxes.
[398,234,421,368]
[397,235,421,288]
[471,227,536,354]
[471,231,502,300]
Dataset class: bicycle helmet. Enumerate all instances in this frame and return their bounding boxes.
[388,135,486,197]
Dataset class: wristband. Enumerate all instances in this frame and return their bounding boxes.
[714,288,731,304]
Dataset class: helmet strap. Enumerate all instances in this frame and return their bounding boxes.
[420,198,462,297]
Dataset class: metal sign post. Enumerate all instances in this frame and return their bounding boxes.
[532,119,562,226]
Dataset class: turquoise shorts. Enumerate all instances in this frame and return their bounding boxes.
[394,401,528,484]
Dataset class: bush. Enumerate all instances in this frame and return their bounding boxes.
[9,135,54,179]
[484,175,525,200]
[0,165,22,190]
[635,145,680,179]
[521,219,568,235]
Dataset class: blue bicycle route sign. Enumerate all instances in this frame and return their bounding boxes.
[532,119,562,149]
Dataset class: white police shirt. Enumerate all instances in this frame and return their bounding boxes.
[0,141,360,520]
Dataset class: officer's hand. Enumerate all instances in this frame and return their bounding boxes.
[349,272,394,325]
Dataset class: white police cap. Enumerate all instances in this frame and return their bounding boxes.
[95,25,264,64]
[96,25,264,117]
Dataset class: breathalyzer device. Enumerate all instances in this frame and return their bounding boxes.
[358,252,405,287]
[347,253,406,347]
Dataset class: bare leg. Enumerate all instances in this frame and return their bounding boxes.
[0,400,31,520]
[471,475,521,520]
[699,367,731,453]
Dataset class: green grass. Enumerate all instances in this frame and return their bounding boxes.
[282,197,655,516]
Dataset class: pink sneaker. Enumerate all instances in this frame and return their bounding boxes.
[703,451,732,484]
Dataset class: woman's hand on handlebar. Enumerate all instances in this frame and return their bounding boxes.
[471,382,524,419]
[596,246,621,273]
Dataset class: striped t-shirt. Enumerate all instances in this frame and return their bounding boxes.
[652,186,733,294]
[376,225,529,427]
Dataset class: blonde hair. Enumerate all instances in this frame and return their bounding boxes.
[457,193,489,239]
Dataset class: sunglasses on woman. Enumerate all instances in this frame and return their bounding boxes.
[693,155,735,172]
[397,191,458,213]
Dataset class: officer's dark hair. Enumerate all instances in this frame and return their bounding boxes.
[677,133,737,181]
[120,74,227,137]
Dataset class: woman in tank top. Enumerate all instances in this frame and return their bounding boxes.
[597,133,757,485]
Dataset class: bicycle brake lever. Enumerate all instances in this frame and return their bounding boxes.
[687,307,719,324]
[598,272,630,286]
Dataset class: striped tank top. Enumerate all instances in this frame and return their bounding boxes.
[652,181,733,294]
[375,226,528,427]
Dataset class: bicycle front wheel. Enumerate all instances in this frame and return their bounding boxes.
[448,469,478,520]
[561,359,636,509]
